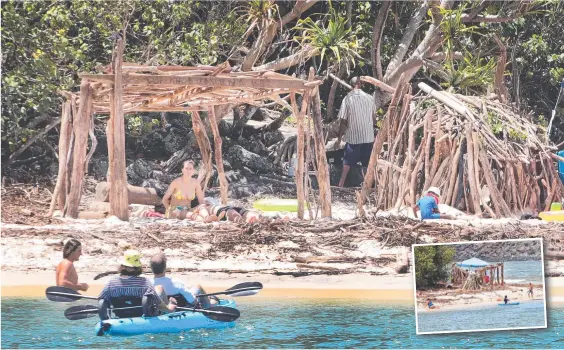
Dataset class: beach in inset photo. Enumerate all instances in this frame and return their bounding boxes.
[413,239,547,334]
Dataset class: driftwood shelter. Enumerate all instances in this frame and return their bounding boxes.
[48,39,332,221]
[452,258,505,290]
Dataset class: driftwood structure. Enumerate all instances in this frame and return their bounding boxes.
[48,39,332,221]
[359,76,564,217]
[452,262,505,290]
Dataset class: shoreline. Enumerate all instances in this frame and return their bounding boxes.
[1,271,413,301]
[417,298,546,313]
[2,271,564,304]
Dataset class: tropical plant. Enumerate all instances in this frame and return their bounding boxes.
[293,4,362,73]
[414,245,456,289]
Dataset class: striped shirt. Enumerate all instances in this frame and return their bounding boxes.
[338,89,376,144]
[98,276,158,300]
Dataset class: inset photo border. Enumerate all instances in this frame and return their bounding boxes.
[412,238,547,335]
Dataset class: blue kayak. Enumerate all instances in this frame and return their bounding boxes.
[95,300,236,336]
[498,302,520,306]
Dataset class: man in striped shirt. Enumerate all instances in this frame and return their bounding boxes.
[335,77,378,187]
[98,250,176,319]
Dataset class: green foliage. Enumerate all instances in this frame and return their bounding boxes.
[1,0,243,160]
[500,1,564,141]
[414,246,456,289]
[441,52,497,94]
[294,3,362,72]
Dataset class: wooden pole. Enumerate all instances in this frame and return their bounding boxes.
[291,92,306,219]
[501,263,504,285]
[359,74,408,214]
[465,127,482,214]
[108,38,129,221]
[65,81,93,218]
[47,101,73,216]
[192,111,213,192]
[309,68,332,218]
[208,106,229,204]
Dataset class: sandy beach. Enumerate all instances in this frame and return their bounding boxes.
[2,270,564,304]
[2,214,564,305]
[416,282,553,312]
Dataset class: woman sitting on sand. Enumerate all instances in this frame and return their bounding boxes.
[162,160,215,222]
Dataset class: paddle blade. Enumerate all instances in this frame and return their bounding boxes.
[226,282,263,292]
[64,305,99,320]
[93,271,118,280]
[46,286,83,302]
[222,282,263,297]
[227,289,260,297]
[202,306,240,322]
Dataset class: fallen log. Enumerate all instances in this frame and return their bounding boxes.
[78,211,110,219]
[95,182,161,205]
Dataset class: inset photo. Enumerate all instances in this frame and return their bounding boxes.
[413,238,547,335]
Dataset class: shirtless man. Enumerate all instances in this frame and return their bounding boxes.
[528,282,534,299]
[56,239,89,292]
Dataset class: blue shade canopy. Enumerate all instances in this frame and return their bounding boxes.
[457,257,490,268]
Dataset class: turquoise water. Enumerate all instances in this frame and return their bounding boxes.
[2,298,563,348]
[502,260,544,284]
[418,300,547,333]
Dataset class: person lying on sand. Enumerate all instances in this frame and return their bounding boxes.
[98,250,176,320]
[188,198,286,224]
[149,253,214,309]
[412,187,455,220]
[426,299,439,309]
[56,239,89,292]
[162,160,210,220]
[209,204,269,224]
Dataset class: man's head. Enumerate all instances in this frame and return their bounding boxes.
[427,187,441,197]
[350,76,361,89]
[150,253,167,275]
[119,249,143,276]
[63,239,82,261]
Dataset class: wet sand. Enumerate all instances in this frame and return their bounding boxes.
[2,271,564,304]
[1,270,413,301]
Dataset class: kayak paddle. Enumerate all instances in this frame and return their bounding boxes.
[64,304,240,322]
[46,286,98,302]
[197,282,263,298]
[47,282,262,303]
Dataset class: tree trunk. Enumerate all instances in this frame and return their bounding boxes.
[65,81,93,218]
[359,74,409,213]
[47,101,72,216]
[192,111,213,193]
[241,1,318,71]
[327,63,348,121]
[108,38,129,221]
[253,46,319,72]
[372,1,391,80]
[95,182,161,206]
[310,67,332,218]
[208,107,229,205]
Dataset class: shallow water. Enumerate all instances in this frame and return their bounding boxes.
[418,300,546,333]
[1,298,563,348]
